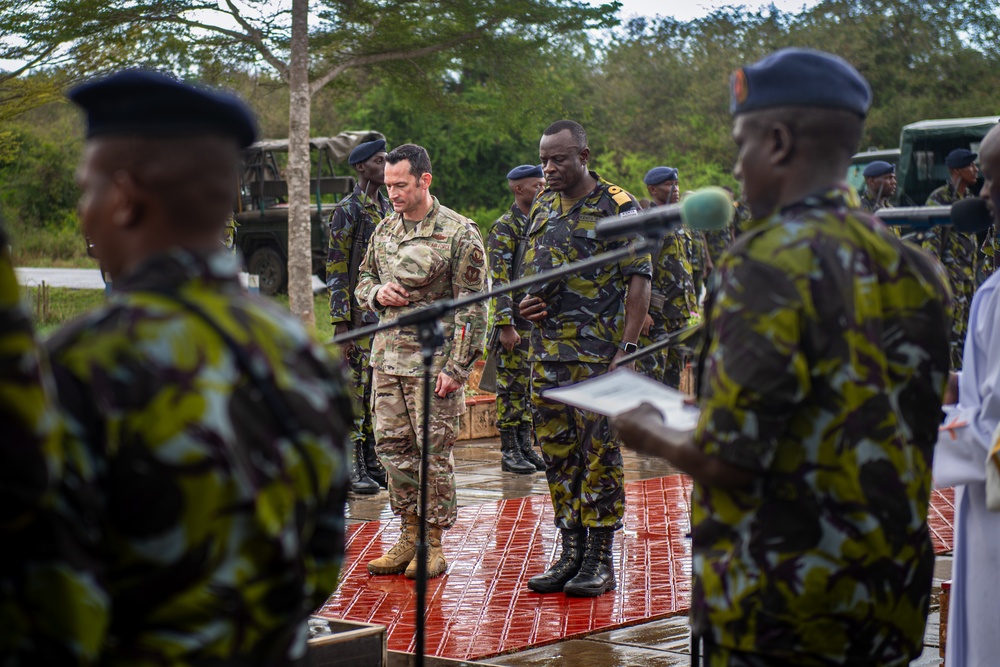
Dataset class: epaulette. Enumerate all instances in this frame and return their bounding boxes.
[607,185,632,207]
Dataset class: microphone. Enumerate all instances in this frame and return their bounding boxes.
[874,202,992,234]
[596,187,734,239]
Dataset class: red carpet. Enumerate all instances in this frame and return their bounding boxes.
[318,476,955,661]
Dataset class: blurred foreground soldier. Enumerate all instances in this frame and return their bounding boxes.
[910,148,981,368]
[638,167,695,387]
[488,164,545,474]
[933,124,1000,667]
[51,71,352,665]
[859,160,896,213]
[519,120,651,597]
[357,144,487,579]
[0,218,101,663]
[614,49,951,666]
[327,137,391,494]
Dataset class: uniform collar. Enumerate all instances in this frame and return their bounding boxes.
[115,247,243,294]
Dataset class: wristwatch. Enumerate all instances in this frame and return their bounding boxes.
[619,341,637,354]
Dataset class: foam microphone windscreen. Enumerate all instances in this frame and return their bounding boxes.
[681,187,735,231]
[951,197,994,234]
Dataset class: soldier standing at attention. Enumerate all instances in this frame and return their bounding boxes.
[910,148,981,368]
[487,164,545,475]
[638,167,695,388]
[519,120,651,597]
[357,144,487,580]
[327,138,391,494]
[47,71,353,664]
[859,160,896,213]
[614,49,951,666]
[647,168,706,301]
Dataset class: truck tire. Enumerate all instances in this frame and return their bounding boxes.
[248,246,287,296]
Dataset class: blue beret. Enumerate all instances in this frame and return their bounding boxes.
[945,148,977,169]
[349,139,387,165]
[731,48,872,118]
[643,167,678,185]
[506,164,544,180]
[862,161,895,178]
[68,70,257,148]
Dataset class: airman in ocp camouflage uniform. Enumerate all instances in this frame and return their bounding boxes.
[487,164,546,475]
[0,221,106,664]
[44,71,353,666]
[617,49,952,667]
[906,148,982,368]
[356,144,487,580]
[327,138,391,494]
[519,120,652,599]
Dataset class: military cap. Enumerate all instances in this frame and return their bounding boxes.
[349,138,387,165]
[945,148,977,169]
[730,48,872,118]
[862,161,895,178]
[68,70,257,148]
[506,164,544,180]
[644,166,679,185]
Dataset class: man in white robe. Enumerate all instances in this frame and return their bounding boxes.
[934,122,1000,667]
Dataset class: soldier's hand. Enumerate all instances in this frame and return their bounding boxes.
[435,372,462,398]
[612,403,666,457]
[519,295,548,322]
[499,325,520,352]
[609,348,634,372]
[642,314,653,336]
[334,322,355,356]
[377,282,410,307]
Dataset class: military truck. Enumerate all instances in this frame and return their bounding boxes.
[848,116,997,206]
[235,131,385,295]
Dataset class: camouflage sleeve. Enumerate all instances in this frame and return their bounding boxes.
[326,204,353,324]
[615,196,653,280]
[486,215,516,327]
[694,250,809,472]
[444,224,488,383]
[355,223,383,313]
[0,238,108,663]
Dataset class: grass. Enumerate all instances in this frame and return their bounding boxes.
[23,284,336,343]
[7,219,96,268]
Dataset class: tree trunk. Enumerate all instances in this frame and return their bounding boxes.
[286,0,314,327]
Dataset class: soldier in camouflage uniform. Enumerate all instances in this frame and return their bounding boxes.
[906,148,981,369]
[327,138,391,494]
[615,49,952,667]
[356,144,487,580]
[0,219,106,663]
[43,71,353,666]
[859,160,896,214]
[519,120,652,598]
[487,164,546,475]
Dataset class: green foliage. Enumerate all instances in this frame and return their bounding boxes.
[0,125,81,229]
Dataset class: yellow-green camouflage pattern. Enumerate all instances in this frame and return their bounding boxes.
[637,231,695,387]
[327,184,391,327]
[45,248,352,665]
[692,186,952,666]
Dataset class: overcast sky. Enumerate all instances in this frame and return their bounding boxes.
[602,0,820,22]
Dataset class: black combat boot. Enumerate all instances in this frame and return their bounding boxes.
[517,423,545,472]
[500,427,536,474]
[362,435,387,488]
[527,528,586,593]
[563,527,616,597]
[349,441,379,495]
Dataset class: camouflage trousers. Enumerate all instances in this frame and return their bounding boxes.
[344,332,374,447]
[529,360,624,530]
[950,280,973,370]
[702,639,801,667]
[372,370,463,529]
[636,318,688,388]
[496,345,532,430]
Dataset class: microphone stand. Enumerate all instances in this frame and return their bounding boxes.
[333,233,665,666]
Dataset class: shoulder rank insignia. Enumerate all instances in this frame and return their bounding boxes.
[612,190,631,206]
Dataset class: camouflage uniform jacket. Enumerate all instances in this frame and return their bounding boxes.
[911,183,978,304]
[692,185,952,666]
[487,202,532,355]
[1,226,104,664]
[648,231,695,335]
[520,172,652,363]
[356,197,487,382]
[327,184,391,327]
[859,191,893,214]
[46,248,352,666]
[702,227,734,268]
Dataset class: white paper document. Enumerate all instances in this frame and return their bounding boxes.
[542,368,701,432]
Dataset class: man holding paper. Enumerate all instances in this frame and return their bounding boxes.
[615,49,951,666]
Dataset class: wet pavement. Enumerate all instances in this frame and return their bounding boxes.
[339,436,951,667]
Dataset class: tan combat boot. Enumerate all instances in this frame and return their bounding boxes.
[367,515,418,575]
[404,525,447,580]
